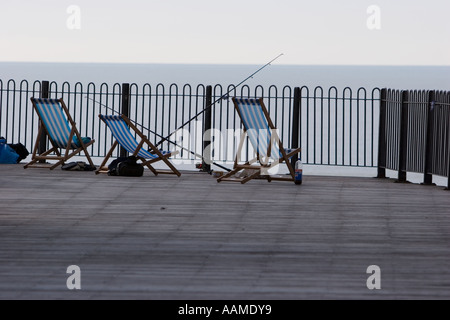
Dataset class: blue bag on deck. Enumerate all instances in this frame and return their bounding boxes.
[0,138,20,164]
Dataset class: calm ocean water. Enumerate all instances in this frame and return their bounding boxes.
[1,62,450,91]
[1,62,449,185]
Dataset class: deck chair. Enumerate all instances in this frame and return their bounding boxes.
[96,114,181,177]
[217,97,301,184]
[24,98,96,170]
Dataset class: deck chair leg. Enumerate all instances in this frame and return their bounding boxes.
[141,152,181,177]
[241,170,262,184]
[50,161,64,170]
[25,146,59,168]
[217,157,259,183]
[96,141,118,174]
[49,148,65,170]
[77,139,96,169]
[72,128,96,169]
[24,157,40,169]
[24,124,46,169]
[143,149,181,177]
[139,156,158,176]
[145,163,158,176]
[217,131,248,183]
[132,140,146,158]
[84,152,96,168]
[217,169,238,182]
[160,156,181,177]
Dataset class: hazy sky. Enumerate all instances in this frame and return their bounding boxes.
[1,0,449,65]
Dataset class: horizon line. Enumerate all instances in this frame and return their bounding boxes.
[1,61,450,68]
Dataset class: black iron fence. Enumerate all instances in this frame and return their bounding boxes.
[1,79,449,187]
[377,88,450,189]
[0,79,381,167]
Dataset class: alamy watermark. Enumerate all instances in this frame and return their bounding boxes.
[366,265,381,290]
[66,5,81,30]
[66,265,81,290]
[168,120,287,174]
[367,5,381,30]
[65,264,380,291]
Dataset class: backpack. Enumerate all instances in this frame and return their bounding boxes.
[108,156,144,177]
[0,138,20,164]
[8,143,30,163]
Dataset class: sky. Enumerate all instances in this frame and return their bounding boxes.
[0,0,449,65]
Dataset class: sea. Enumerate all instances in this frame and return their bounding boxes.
[1,62,449,186]
[1,62,450,92]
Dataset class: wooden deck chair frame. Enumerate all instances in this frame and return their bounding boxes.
[217,97,301,184]
[96,114,181,177]
[24,98,96,170]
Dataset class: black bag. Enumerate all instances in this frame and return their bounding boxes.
[108,156,144,177]
[7,142,29,163]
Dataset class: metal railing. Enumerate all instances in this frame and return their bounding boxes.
[2,79,380,170]
[377,88,450,189]
[2,79,448,188]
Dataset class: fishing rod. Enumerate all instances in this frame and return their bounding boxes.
[87,54,283,172]
[86,97,231,172]
[154,53,284,148]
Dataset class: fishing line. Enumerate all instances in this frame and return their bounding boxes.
[87,53,284,172]
[154,53,284,147]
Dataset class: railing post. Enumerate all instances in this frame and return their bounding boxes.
[377,88,387,178]
[291,87,301,168]
[202,85,212,173]
[447,105,450,191]
[423,90,435,185]
[120,83,130,158]
[397,90,409,183]
[447,146,450,191]
[38,80,50,162]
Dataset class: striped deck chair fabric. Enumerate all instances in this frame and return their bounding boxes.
[96,114,181,176]
[235,98,295,160]
[217,97,301,184]
[24,98,96,170]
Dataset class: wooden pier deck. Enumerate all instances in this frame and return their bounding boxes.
[0,164,449,300]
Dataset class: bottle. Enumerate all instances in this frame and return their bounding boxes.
[294,159,303,185]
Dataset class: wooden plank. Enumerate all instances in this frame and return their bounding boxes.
[0,164,449,299]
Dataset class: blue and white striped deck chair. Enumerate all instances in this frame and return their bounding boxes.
[217,97,301,184]
[24,98,96,170]
[96,114,181,176]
